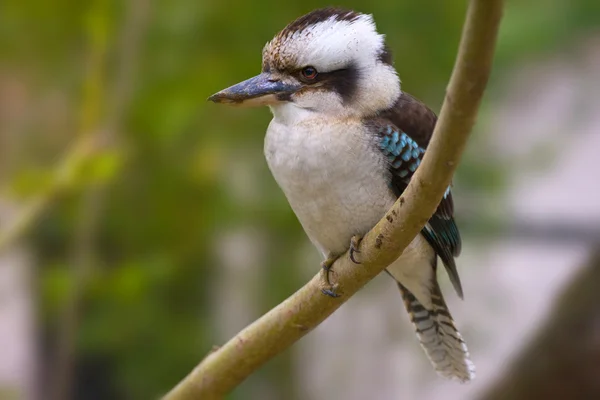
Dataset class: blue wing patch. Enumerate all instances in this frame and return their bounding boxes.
[376,123,452,217]
[379,128,424,181]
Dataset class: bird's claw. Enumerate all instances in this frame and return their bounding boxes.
[319,236,363,297]
[320,257,340,297]
[349,235,363,264]
[321,287,340,297]
[321,257,335,272]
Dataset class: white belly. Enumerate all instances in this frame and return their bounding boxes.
[264,113,436,306]
[264,116,395,256]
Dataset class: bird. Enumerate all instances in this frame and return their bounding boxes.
[209,7,475,382]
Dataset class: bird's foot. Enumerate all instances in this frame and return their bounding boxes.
[320,257,340,297]
[349,235,363,264]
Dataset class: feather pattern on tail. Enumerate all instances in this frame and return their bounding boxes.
[398,281,475,382]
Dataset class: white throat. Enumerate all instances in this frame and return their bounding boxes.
[269,102,316,125]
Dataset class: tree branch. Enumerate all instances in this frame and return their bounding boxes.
[164,1,504,399]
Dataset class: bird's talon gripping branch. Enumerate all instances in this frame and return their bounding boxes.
[320,257,340,297]
[349,235,363,264]
[320,257,335,272]
[321,287,340,298]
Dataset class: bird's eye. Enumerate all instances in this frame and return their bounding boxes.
[301,66,318,80]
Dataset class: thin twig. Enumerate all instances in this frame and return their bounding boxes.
[164,1,504,399]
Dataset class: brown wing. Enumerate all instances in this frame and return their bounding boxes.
[371,116,464,298]
[379,92,438,148]
[373,92,463,297]
[379,92,454,218]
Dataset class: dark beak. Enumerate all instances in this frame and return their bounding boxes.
[208,73,299,106]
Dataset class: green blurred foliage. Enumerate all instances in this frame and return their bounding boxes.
[0,0,599,399]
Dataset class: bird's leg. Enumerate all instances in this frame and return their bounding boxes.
[320,257,340,297]
[319,235,363,297]
[320,255,340,297]
[349,234,363,264]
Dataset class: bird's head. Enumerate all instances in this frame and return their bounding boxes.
[209,8,401,120]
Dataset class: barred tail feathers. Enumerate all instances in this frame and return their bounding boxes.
[398,281,475,382]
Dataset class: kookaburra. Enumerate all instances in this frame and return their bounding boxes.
[209,8,475,382]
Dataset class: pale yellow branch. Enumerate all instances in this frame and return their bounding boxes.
[164,1,504,399]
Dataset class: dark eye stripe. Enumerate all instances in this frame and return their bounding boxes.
[316,64,359,103]
[271,63,359,103]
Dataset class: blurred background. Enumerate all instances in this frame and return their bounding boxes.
[1,0,600,399]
